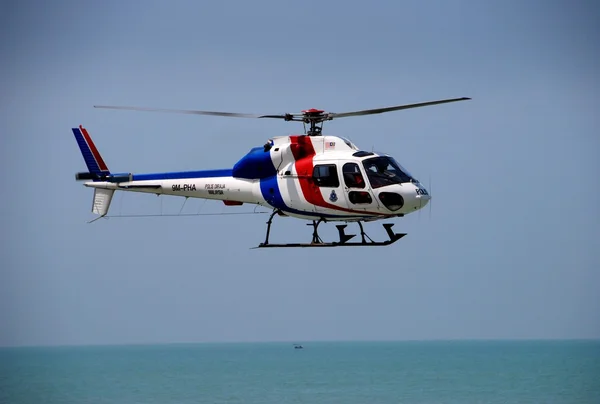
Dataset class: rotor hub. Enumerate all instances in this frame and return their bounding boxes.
[299,109,330,136]
[302,108,325,115]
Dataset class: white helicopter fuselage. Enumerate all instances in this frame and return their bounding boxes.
[81,132,430,221]
[77,97,468,245]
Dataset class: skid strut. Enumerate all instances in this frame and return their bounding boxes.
[256,212,406,248]
[261,209,279,246]
[309,218,325,244]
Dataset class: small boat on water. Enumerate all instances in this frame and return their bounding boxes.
[293,344,304,349]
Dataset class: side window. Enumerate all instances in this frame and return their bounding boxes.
[312,164,340,188]
[342,163,366,189]
[349,191,373,204]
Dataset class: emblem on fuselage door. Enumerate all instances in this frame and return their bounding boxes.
[329,190,338,202]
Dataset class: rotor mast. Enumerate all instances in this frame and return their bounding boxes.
[299,108,329,136]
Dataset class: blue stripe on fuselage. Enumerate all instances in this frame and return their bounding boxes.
[259,175,368,219]
[132,169,233,181]
[233,147,277,179]
[260,175,288,211]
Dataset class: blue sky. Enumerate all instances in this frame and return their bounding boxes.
[1,0,598,346]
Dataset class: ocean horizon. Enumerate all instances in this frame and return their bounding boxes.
[2,339,599,403]
[3,337,599,349]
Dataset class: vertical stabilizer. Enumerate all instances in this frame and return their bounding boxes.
[72,125,110,177]
[90,188,115,222]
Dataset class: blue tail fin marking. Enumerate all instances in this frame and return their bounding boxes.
[72,125,110,175]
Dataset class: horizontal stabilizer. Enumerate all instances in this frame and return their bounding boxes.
[91,188,114,219]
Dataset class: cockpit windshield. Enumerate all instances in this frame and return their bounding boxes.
[362,156,416,189]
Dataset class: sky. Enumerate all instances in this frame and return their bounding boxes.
[1,0,598,347]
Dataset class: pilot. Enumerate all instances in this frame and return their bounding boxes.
[354,173,364,187]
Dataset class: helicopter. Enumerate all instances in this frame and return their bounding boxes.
[72,96,470,248]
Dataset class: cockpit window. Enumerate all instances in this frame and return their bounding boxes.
[342,163,366,189]
[362,156,415,189]
[312,164,340,188]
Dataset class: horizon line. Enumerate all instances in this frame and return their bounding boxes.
[2,337,599,349]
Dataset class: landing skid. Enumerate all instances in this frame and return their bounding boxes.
[254,210,406,248]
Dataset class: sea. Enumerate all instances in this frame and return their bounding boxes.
[1,340,599,404]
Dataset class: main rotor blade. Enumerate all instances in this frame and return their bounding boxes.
[93,105,287,119]
[329,97,471,118]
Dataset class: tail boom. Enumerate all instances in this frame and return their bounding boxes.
[84,172,259,206]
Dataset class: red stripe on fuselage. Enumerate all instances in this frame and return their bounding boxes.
[289,135,385,216]
[290,135,326,208]
[80,125,109,172]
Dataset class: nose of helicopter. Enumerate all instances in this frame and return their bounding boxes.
[417,189,431,208]
[377,183,431,213]
[412,183,431,210]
